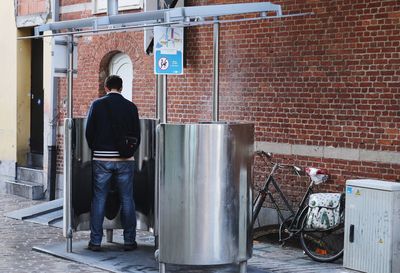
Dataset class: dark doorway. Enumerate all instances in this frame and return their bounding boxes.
[30,36,43,155]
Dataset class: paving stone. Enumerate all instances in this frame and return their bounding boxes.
[0,193,105,273]
[0,193,357,273]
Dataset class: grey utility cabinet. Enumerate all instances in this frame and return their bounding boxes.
[344,179,400,273]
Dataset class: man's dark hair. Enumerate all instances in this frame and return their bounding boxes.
[105,75,123,91]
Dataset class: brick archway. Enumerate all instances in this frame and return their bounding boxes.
[98,50,121,97]
[74,32,143,117]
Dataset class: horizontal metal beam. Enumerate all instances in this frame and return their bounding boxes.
[22,13,311,40]
[34,9,166,35]
[34,2,283,36]
[168,2,282,20]
[108,10,165,25]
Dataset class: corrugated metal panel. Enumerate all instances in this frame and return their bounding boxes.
[344,180,400,273]
[392,192,400,272]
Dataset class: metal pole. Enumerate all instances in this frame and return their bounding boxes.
[156,1,168,124]
[67,35,74,120]
[239,261,247,273]
[159,262,166,273]
[64,34,74,253]
[212,17,219,122]
[155,75,167,245]
[106,229,113,243]
[155,0,168,257]
[157,76,167,123]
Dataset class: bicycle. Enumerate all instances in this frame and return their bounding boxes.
[252,151,345,262]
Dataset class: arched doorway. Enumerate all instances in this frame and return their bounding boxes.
[109,53,133,101]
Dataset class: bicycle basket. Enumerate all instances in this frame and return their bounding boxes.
[306,193,343,230]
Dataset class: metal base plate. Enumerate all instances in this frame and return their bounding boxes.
[33,240,267,273]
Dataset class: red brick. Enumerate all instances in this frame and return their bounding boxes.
[47,0,400,185]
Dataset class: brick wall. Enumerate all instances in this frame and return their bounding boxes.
[217,0,398,152]
[253,153,400,207]
[17,0,48,16]
[55,0,400,198]
[55,31,155,170]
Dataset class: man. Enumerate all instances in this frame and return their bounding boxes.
[85,75,141,251]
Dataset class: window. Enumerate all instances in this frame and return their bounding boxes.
[93,0,143,14]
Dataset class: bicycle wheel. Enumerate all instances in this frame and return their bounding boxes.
[299,213,344,262]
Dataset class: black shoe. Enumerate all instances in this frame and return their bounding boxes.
[124,241,138,251]
[88,242,101,252]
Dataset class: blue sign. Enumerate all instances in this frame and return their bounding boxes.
[154,26,184,75]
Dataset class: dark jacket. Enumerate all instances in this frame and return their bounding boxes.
[85,92,141,158]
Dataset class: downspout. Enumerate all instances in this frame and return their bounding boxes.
[64,34,74,252]
[108,0,118,16]
[52,0,59,21]
[47,0,59,200]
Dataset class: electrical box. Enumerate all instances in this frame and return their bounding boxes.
[344,179,400,273]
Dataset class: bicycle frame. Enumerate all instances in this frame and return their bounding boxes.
[253,161,316,241]
[252,152,345,262]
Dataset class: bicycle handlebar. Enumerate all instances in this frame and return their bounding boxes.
[255,150,329,181]
[255,150,304,176]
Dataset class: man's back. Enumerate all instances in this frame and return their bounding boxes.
[85,92,141,158]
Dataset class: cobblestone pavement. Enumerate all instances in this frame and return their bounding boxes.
[251,241,353,273]
[0,193,355,273]
[0,193,105,273]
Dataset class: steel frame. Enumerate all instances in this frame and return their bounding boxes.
[18,4,311,270]
[34,3,282,36]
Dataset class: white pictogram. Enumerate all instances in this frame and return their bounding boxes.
[158,57,169,70]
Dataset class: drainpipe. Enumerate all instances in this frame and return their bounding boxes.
[52,0,59,21]
[47,77,58,201]
[64,34,75,253]
[107,0,118,16]
[47,0,60,200]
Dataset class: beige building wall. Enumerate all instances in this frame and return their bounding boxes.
[0,1,31,177]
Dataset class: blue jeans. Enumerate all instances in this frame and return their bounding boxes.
[90,160,136,245]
